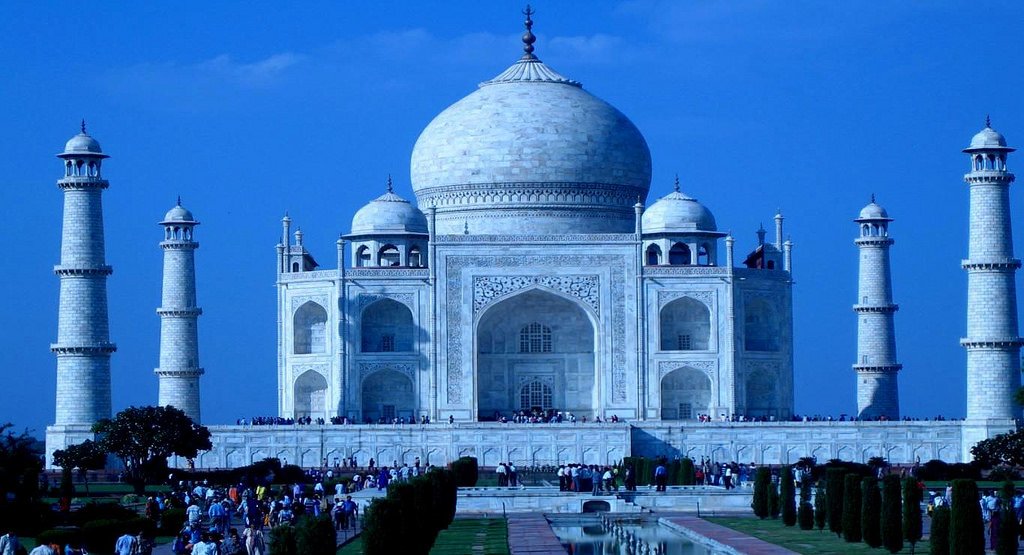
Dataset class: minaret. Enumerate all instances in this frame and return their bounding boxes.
[963,119,1021,420]
[853,196,901,419]
[52,122,116,427]
[155,199,204,422]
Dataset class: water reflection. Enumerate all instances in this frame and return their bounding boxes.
[550,516,712,555]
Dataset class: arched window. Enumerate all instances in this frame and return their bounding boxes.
[378,245,400,267]
[519,322,552,353]
[291,262,300,272]
[520,381,553,411]
[697,243,710,265]
[356,246,371,267]
[744,298,780,352]
[293,301,328,354]
[669,243,691,265]
[660,297,711,351]
[408,246,422,268]
[361,299,415,352]
[645,244,661,266]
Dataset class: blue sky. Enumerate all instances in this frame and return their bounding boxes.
[2,1,1023,435]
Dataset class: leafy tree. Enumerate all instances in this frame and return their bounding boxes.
[997,480,1018,555]
[798,479,814,530]
[751,467,771,518]
[295,515,335,555]
[814,479,827,531]
[826,468,846,537]
[842,474,862,542]
[930,505,950,555]
[861,476,881,548]
[881,474,903,553]
[0,423,43,508]
[52,440,106,497]
[780,466,796,526]
[93,406,211,494]
[970,428,1024,468]
[949,479,984,555]
[903,477,924,552]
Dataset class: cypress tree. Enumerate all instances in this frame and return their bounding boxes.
[680,457,695,486]
[881,474,903,553]
[826,468,847,537]
[949,479,984,555]
[903,477,923,552]
[930,505,950,555]
[752,467,771,519]
[997,480,1018,555]
[842,474,863,542]
[814,479,827,531]
[769,479,781,519]
[861,476,882,548]
[798,479,814,530]
[781,466,797,526]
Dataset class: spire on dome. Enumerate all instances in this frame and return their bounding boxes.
[177,195,182,206]
[986,114,992,128]
[871,193,875,203]
[522,5,537,60]
[81,119,87,134]
[673,174,680,193]
[386,174,393,194]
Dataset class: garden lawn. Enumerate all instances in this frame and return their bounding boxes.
[336,518,509,555]
[706,517,930,555]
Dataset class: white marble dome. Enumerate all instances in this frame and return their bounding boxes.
[642,188,717,233]
[61,132,107,158]
[857,201,890,221]
[350,188,428,236]
[163,203,196,223]
[410,54,652,235]
[967,125,1009,150]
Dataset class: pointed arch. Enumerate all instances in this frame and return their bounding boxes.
[660,367,712,420]
[293,301,328,354]
[361,298,414,352]
[669,243,691,265]
[660,297,711,351]
[294,370,328,420]
[361,369,414,422]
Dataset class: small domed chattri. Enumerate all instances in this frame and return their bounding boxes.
[642,178,718,233]
[965,116,1012,152]
[350,177,428,236]
[856,195,891,221]
[60,120,107,158]
[162,197,197,223]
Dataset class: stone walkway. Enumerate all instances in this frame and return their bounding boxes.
[661,515,799,555]
[507,514,568,555]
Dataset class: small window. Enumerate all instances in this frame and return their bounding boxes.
[679,403,693,419]
[861,355,868,364]
[291,262,300,272]
[380,334,396,352]
[520,381,553,411]
[382,405,396,421]
[378,245,400,267]
[669,243,691,265]
[677,334,692,351]
[409,246,422,268]
[519,322,552,353]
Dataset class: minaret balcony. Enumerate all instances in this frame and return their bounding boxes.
[961,258,1021,270]
[852,363,902,373]
[965,173,1015,184]
[854,237,894,247]
[57,177,109,190]
[960,337,1024,348]
[852,304,898,313]
[50,343,117,354]
[157,307,203,317]
[53,265,113,276]
[154,367,205,378]
[160,240,199,250]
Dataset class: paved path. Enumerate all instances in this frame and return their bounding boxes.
[507,514,568,555]
[661,515,799,555]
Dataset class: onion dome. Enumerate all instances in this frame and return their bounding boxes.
[642,178,717,233]
[964,116,1014,152]
[349,177,428,236]
[409,8,651,234]
[58,120,108,158]
[855,195,892,222]
[162,198,197,223]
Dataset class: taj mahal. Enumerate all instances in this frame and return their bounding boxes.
[45,11,1020,469]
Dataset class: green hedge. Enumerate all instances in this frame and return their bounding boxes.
[841,474,862,542]
[860,476,881,548]
[268,524,298,555]
[362,469,458,555]
[949,479,984,555]
[81,518,154,553]
[450,457,479,487]
[880,475,903,554]
[930,506,950,555]
[903,477,923,551]
[752,467,771,519]
[296,515,336,555]
[826,468,846,537]
[780,466,796,526]
[36,528,81,549]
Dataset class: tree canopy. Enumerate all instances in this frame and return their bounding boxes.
[970,428,1024,467]
[94,406,211,492]
[0,423,43,507]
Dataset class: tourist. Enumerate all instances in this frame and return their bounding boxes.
[191,532,218,555]
[114,530,138,555]
[556,465,567,491]
[0,529,19,555]
[654,462,668,492]
[186,499,202,527]
[343,495,359,529]
[624,464,636,491]
[603,467,614,492]
[496,462,508,486]
[508,463,518,487]
[243,525,266,555]
[222,528,245,555]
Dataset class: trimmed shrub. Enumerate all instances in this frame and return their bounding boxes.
[880,475,902,553]
[781,466,796,526]
[295,515,336,555]
[842,474,862,542]
[769,480,781,519]
[362,497,400,555]
[814,479,827,531]
[826,468,846,537]
[82,518,152,553]
[161,507,187,534]
[798,479,814,530]
[751,467,771,518]
[36,528,80,548]
[930,505,951,555]
[70,502,136,527]
[997,480,1018,555]
[268,524,298,555]
[450,457,479,487]
[275,464,309,485]
[680,458,695,486]
[861,476,881,548]
[949,479,984,555]
[903,477,923,552]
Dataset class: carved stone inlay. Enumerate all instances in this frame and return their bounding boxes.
[356,292,416,311]
[473,275,599,315]
[292,363,328,379]
[446,255,628,404]
[657,290,714,309]
[358,362,416,382]
[291,294,329,313]
[745,360,780,376]
[657,360,716,380]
